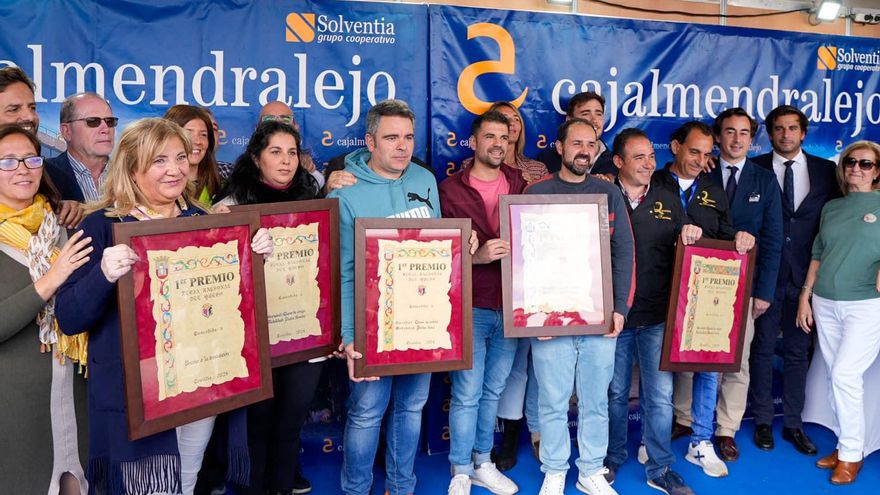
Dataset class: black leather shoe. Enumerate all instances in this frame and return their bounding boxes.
[753,424,774,450]
[783,427,818,456]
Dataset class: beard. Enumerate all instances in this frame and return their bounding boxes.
[563,153,592,176]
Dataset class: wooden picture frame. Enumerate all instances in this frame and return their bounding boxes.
[231,199,341,367]
[660,238,757,372]
[113,212,272,440]
[500,194,613,338]
[354,218,473,377]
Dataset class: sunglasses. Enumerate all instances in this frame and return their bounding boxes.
[842,157,877,171]
[261,114,294,124]
[66,117,119,128]
[0,155,44,172]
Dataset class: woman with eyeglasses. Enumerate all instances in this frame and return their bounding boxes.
[0,124,92,494]
[55,118,273,495]
[215,120,321,495]
[164,105,222,205]
[797,140,880,485]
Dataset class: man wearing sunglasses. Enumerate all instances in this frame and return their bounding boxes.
[748,105,839,457]
[257,101,326,192]
[45,92,118,226]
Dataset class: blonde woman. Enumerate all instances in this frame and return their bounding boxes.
[798,140,880,485]
[56,118,273,495]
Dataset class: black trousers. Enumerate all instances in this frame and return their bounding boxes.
[245,359,325,494]
[749,285,813,429]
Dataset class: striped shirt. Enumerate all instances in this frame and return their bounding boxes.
[68,153,108,202]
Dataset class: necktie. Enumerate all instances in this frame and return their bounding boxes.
[783,160,795,210]
[725,166,738,204]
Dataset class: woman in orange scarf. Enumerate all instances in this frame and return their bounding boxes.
[0,124,93,494]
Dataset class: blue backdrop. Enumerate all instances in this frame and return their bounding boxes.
[1,1,877,174]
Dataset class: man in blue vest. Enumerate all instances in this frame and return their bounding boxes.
[748,105,838,456]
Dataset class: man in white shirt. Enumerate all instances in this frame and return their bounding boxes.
[749,105,838,456]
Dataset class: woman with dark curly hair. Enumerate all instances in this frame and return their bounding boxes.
[217,120,322,495]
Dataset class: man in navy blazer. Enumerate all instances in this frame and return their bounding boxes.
[672,108,783,463]
[748,105,838,456]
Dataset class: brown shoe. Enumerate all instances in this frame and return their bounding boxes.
[716,436,739,461]
[671,421,693,441]
[816,450,839,470]
[830,460,863,485]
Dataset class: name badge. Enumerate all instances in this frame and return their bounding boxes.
[748,193,761,203]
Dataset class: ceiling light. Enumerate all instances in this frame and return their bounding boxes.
[547,0,574,4]
[816,1,842,21]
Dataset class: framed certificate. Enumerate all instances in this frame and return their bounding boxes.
[660,238,756,372]
[500,194,613,338]
[113,212,273,440]
[354,218,473,377]
[231,200,340,367]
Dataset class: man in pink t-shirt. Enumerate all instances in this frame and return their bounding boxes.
[439,110,528,495]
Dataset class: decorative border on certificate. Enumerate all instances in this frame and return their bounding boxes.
[354,218,473,377]
[500,194,613,338]
[114,212,272,440]
[660,238,756,372]
[231,200,340,367]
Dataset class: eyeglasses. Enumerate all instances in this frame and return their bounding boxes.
[842,157,877,171]
[0,156,44,172]
[65,117,119,128]
[261,114,294,124]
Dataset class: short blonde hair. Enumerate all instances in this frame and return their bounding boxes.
[87,118,199,217]
[488,101,526,157]
[836,140,880,196]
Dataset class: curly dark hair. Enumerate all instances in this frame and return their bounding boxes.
[218,121,318,205]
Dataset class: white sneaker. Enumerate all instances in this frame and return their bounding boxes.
[637,443,648,465]
[686,440,729,477]
[471,462,518,495]
[576,469,619,495]
[538,472,567,495]
[448,474,471,495]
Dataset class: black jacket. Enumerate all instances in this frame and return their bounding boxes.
[653,166,736,241]
[618,179,687,327]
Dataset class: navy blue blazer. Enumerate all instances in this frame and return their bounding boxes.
[710,159,783,302]
[752,152,839,297]
[45,152,86,202]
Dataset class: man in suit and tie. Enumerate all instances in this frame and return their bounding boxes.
[748,105,838,456]
[672,108,783,463]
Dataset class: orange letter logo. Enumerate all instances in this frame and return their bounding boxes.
[456,23,528,115]
[286,13,316,43]
[817,46,837,71]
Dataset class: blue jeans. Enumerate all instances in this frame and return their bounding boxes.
[532,334,617,476]
[341,373,431,495]
[691,372,719,443]
[606,323,674,480]
[449,308,518,474]
[497,338,540,433]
